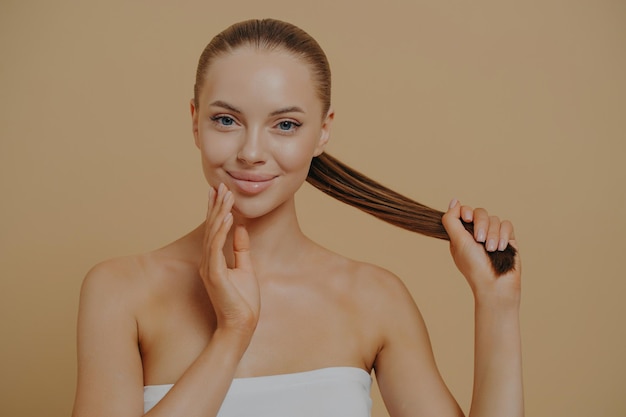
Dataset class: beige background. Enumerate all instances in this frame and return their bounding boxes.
[1,0,624,416]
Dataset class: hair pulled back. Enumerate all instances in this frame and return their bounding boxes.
[194,19,330,116]
[195,19,516,275]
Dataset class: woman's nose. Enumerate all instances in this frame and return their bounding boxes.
[237,128,267,166]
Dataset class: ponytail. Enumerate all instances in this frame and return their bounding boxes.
[306,153,517,275]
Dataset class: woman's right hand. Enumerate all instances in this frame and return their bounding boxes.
[199,184,260,339]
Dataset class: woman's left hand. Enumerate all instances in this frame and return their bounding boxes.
[442,199,521,307]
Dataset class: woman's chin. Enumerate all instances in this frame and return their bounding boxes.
[230,201,271,221]
[230,197,293,223]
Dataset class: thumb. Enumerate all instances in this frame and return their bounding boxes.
[441,199,471,245]
[233,225,253,271]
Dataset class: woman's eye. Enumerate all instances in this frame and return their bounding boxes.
[218,116,235,126]
[277,120,301,131]
[210,115,236,127]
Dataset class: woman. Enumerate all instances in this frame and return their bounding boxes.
[72,19,523,417]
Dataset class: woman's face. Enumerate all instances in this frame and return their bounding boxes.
[191,47,333,219]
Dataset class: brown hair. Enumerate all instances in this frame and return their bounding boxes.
[195,18,516,275]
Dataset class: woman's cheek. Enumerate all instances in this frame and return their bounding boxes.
[201,137,237,165]
[275,136,320,171]
[198,139,234,186]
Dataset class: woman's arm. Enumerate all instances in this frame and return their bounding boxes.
[443,200,523,417]
[372,274,465,417]
[469,297,523,417]
[72,185,260,417]
[375,200,523,417]
[71,259,149,417]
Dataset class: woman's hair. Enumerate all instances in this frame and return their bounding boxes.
[195,19,516,275]
[194,19,331,116]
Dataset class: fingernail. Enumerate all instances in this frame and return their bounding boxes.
[449,198,458,209]
[477,230,486,242]
[498,238,507,251]
[487,238,497,252]
[218,183,224,194]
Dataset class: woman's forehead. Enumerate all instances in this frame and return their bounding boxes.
[199,48,321,113]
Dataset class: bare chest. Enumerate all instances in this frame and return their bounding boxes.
[138,279,377,385]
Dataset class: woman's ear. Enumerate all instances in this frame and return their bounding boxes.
[190,99,200,148]
[314,108,334,156]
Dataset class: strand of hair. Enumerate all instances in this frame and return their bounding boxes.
[306,153,516,275]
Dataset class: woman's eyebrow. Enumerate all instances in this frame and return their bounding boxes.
[209,100,242,114]
[269,106,305,116]
[208,102,304,117]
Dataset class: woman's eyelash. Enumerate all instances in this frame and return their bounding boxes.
[210,115,236,126]
[276,120,302,132]
[209,116,302,132]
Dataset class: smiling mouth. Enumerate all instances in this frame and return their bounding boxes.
[227,171,277,194]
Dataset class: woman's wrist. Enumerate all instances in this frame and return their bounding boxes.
[472,292,521,331]
[211,327,254,358]
[470,275,521,313]
[473,297,521,340]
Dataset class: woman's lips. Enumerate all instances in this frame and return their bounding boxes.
[227,171,277,195]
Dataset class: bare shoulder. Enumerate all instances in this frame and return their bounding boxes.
[83,255,144,287]
[83,230,199,293]
[311,247,420,326]
[313,249,426,362]
[355,261,412,297]
[81,246,182,304]
[81,252,150,291]
[323,251,415,307]
[78,256,148,321]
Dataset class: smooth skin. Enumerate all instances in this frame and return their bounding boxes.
[72,47,523,417]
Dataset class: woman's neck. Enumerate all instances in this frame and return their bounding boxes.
[186,196,312,275]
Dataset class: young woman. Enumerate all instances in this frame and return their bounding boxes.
[72,19,523,417]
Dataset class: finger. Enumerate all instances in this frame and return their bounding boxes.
[208,189,234,244]
[208,208,234,280]
[204,187,218,235]
[202,187,233,278]
[460,204,474,223]
[498,220,514,251]
[472,208,490,243]
[233,225,253,272]
[200,187,217,271]
[207,183,226,227]
[442,199,472,245]
[485,215,501,252]
[208,186,216,215]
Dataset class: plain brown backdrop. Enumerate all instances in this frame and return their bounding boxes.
[1,1,624,416]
